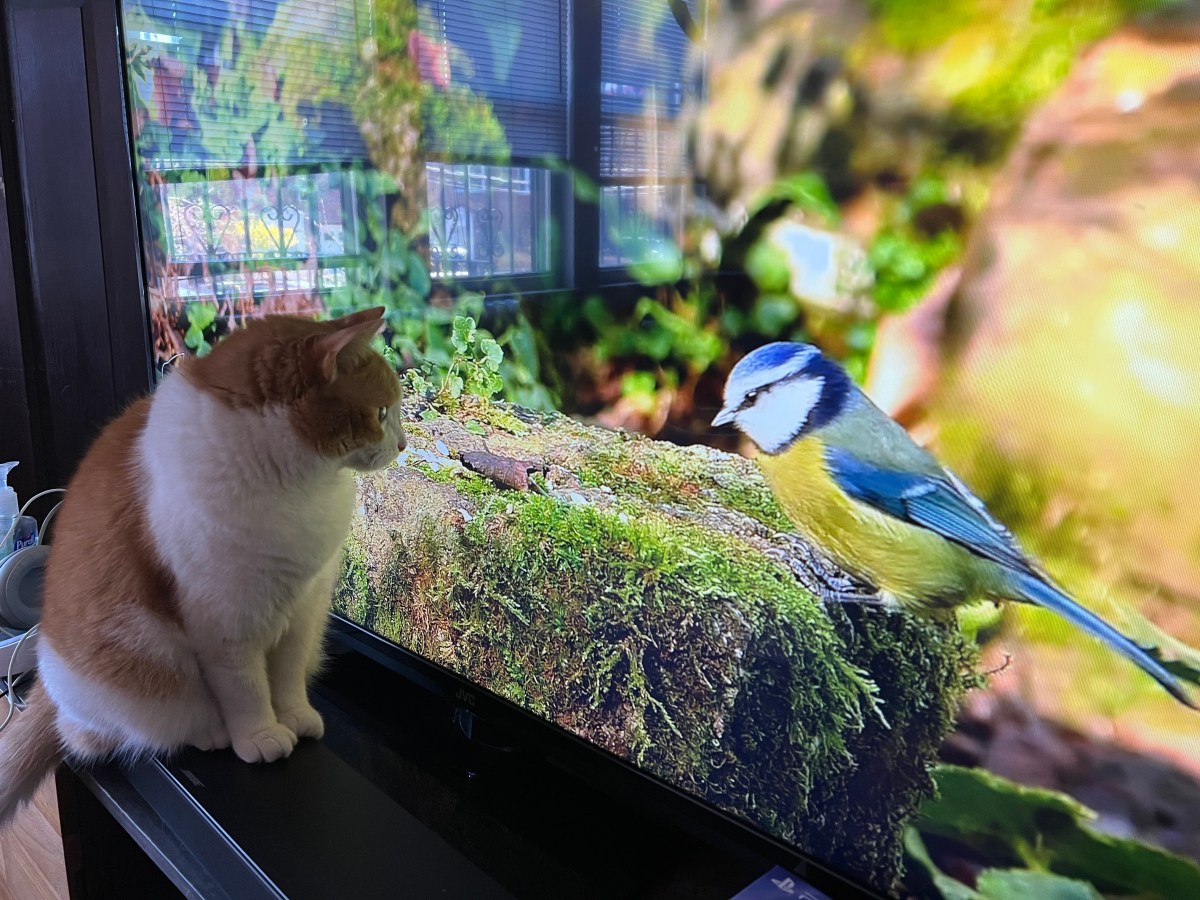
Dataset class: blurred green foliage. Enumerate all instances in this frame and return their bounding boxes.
[329,171,556,411]
[867,0,1169,137]
[127,0,1163,435]
[541,160,968,419]
[906,765,1200,900]
[361,0,510,163]
[533,0,1168,431]
[869,175,966,312]
[183,302,218,356]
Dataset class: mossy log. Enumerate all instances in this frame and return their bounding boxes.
[334,397,976,889]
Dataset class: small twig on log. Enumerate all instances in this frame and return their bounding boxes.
[461,450,545,493]
[983,654,1013,677]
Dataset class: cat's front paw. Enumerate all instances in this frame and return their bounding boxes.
[191,723,232,752]
[276,704,325,740]
[232,723,298,763]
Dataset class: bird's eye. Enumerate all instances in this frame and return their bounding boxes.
[378,407,388,423]
[745,389,760,404]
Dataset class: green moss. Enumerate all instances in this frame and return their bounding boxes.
[458,397,530,434]
[339,407,977,890]
[336,540,372,625]
[710,475,795,533]
[570,433,793,532]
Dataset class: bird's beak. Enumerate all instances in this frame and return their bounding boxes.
[711,406,735,428]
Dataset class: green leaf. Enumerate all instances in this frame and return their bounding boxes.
[419,408,439,421]
[633,297,725,370]
[402,368,431,395]
[908,174,953,213]
[845,318,877,353]
[464,420,486,435]
[869,227,962,312]
[750,293,799,338]
[451,316,476,353]
[480,336,504,369]
[976,869,1102,900]
[486,19,522,83]
[748,171,840,225]
[186,301,218,332]
[904,828,980,900]
[407,254,432,298]
[445,374,464,399]
[484,370,504,397]
[501,318,537,367]
[745,239,792,294]
[621,370,658,399]
[626,235,684,286]
[871,232,927,282]
[571,171,599,203]
[918,766,1200,899]
[184,323,205,351]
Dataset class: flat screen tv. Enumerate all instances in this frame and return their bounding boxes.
[116,0,1200,897]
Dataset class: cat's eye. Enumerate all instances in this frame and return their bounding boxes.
[378,407,388,423]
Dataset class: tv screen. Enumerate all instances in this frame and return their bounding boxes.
[117,0,1200,896]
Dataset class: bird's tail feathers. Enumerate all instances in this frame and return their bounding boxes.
[0,682,63,828]
[1010,571,1196,710]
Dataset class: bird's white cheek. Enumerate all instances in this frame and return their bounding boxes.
[737,406,799,454]
[736,377,824,454]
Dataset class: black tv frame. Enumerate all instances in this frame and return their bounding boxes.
[327,613,885,900]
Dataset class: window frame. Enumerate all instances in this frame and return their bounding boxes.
[415,0,701,298]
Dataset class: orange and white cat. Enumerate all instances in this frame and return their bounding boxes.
[0,306,405,825]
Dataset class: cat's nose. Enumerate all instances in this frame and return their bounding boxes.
[396,431,407,452]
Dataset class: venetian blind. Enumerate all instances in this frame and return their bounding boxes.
[417,0,568,159]
[129,0,367,170]
[600,0,697,179]
[129,0,568,170]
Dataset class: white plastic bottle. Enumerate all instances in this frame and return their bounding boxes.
[0,462,38,563]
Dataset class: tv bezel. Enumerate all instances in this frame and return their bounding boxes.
[326,612,887,900]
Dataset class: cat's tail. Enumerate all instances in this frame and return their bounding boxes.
[0,682,63,828]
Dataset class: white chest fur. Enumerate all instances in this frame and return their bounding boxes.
[139,375,354,639]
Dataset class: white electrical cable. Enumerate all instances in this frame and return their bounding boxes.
[39,501,64,544]
[5,488,65,549]
[0,623,38,736]
[0,485,64,735]
[20,488,66,518]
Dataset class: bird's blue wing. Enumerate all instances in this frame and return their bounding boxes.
[824,446,1036,574]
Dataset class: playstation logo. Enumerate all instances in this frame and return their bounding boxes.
[731,865,830,900]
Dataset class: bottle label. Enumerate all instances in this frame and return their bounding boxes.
[13,534,36,552]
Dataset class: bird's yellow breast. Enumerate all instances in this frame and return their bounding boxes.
[757,437,985,608]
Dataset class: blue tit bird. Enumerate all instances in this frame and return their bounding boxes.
[712,341,1195,708]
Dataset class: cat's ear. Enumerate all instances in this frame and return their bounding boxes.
[330,306,387,329]
[309,309,385,384]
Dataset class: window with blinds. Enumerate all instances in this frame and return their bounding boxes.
[598,0,698,268]
[121,0,703,326]
[127,1,367,171]
[418,0,568,160]
[121,0,568,318]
